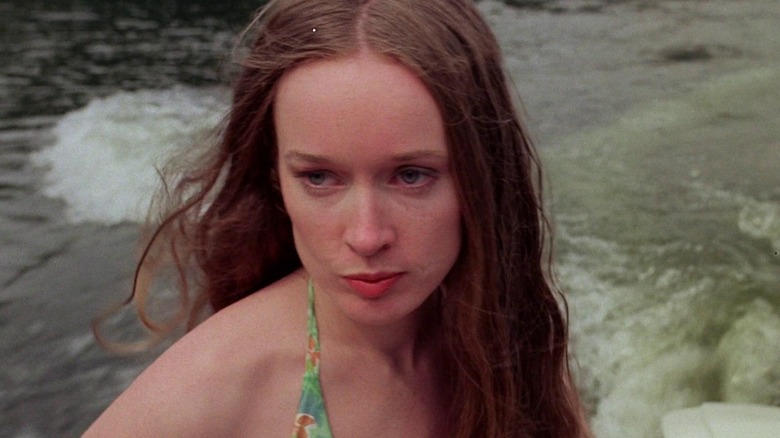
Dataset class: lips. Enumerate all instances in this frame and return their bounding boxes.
[342,272,402,299]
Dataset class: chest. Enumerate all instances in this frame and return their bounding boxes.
[320,365,448,437]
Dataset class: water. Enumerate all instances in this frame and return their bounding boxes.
[2,0,779,436]
[549,66,780,435]
[0,1,255,435]
[31,87,227,223]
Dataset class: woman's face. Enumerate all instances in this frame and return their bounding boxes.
[274,51,461,328]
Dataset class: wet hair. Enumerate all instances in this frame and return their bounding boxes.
[105,0,591,436]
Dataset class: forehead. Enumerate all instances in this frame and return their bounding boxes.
[273,51,448,160]
[275,50,434,110]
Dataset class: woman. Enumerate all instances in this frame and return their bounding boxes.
[86,0,591,436]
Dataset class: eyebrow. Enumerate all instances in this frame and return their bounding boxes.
[283,150,332,164]
[283,149,447,164]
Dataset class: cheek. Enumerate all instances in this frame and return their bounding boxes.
[279,176,313,229]
[412,200,462,267]
[442,213,463,265]
[281,190,342,259]
[280,184,312,244]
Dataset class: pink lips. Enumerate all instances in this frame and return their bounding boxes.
[343,273,402,299]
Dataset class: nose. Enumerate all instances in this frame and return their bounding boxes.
[344,189,395,258]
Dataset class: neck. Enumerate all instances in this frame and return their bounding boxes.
[313,280,438,374]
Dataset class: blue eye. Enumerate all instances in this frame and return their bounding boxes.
[293,170,340,192]
[305,171,329,186]
[398,168,424,184]
[394,167,437,189]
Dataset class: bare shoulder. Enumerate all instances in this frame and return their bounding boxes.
[84,271,308,437]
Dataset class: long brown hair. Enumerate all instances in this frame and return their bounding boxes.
[104,0,591,436]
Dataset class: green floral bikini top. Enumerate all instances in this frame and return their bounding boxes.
[291,280,334,438]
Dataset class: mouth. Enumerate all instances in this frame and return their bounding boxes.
[342,272,403,299]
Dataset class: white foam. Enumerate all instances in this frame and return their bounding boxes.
[562,252,715,434]
[32,86,228,224]
[738,201,780,254]
[559,230,766,437]
[717,299,780,405]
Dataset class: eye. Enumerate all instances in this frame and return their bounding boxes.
[393,167,437,187]
[305,171,329,186]
[294,170,340,189]
[398,168,424,184]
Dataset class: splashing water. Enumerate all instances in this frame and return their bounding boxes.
[31,86,227,224]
